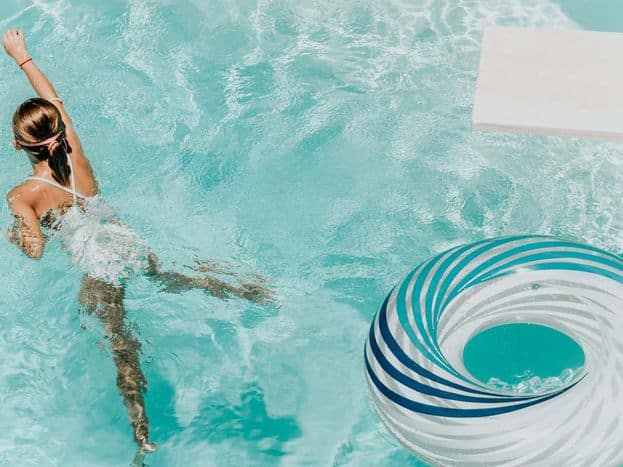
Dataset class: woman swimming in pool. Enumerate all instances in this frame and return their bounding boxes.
[3,28,272,454]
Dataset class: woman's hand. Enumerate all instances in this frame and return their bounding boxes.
[3,28,29,64]
[6,225,19,244]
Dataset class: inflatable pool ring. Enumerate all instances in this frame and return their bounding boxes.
[364,235,623,466]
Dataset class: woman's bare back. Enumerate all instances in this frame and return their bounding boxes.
[9,124,98,230]
[21,144,98,218]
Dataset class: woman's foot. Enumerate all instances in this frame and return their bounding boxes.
[238,282,275,304]
[132,410,157,453]
[140,441,158,453]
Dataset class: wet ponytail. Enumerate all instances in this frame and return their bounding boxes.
[46,136,72,186]
[12,97,73,186]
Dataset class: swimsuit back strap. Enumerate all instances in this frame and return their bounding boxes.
[27,152,87,202]
[27,175,86,200]
[66,152,78,204]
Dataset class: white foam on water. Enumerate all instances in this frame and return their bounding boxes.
[486,367,582,394]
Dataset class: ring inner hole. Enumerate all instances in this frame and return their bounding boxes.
[462,323,585,393]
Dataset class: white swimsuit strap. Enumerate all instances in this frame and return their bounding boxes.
[67,152,78,203]
[27,154,86,202]
[27,175,77,196]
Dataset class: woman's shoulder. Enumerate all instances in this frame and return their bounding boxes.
[6,180,44,206]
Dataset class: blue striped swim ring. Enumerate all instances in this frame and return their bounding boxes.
[365,235,623,466]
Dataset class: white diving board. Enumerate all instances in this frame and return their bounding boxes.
[472,26,623,140]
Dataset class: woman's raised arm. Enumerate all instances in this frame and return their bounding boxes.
[3,28,83,154]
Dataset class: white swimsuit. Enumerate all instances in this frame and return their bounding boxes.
[29,154,149,286]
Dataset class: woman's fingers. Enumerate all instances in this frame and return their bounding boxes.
[3,31,10,52]
[4,29,15,44]
[4,28,18,39]
[2,28,27,57]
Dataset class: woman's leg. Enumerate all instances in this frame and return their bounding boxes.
[145,253,274,304]
[79,276,157,453]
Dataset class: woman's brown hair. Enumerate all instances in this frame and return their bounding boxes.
[12,97,72,186]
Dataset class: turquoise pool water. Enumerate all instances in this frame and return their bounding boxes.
[0,1,621,466]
